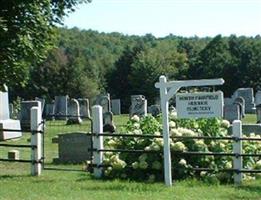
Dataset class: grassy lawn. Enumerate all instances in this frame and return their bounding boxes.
[242,114,257,124]
[0,114,261,200]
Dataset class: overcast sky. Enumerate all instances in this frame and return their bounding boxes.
[64,0,261,37]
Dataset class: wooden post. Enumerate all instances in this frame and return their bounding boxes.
[31,105,42,176]
[158,76,172,186]
[92,105,103,178]
[232,120,242,184]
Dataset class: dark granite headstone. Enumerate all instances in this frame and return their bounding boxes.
[55,132,92,163]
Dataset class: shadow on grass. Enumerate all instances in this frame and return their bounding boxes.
[0,174,31,179]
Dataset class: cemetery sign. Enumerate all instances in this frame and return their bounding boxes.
[176,91,224,119]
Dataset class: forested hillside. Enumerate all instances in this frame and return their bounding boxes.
[10,28,261,110]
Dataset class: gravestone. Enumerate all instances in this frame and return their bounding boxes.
[0,85,21,141]
[255,91,261,106]
[35,97,45,113]
[256,104,261,123]
[234,97,245,118]
[54,132,92,163]
[54,95,68,120]
[66,99,82,124]
[148,105,161,117]
[223,104,240,123]
[20,101,41,129]
[130,95,147,118]
[111,99,121,115]
[103,111,115,132]
[96,94,111,113]
[45,102,55,120]
[9,103,14,118]
[78,98,90,119]
[232,88,255,113]
[224,98,234,105]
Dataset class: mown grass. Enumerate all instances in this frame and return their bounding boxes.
[0,114,261,200]
[242,114,257,124]
[0,171,261,200]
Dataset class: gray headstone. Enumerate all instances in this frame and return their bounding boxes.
[55,132,92,163]
[45,102,55,119]
[20,101,41,129]
[130,95,147,118]
[255,91,261,106]
[78,98,90,118]
[224,98,234,105]
[224,104,240,123]
[54,95,68,120]
[148,105,161,117]
[234,97,245,118]
[103,111,115,132]
[66,99,82,124]
[0,86,21,141]
[111,99,121,115]
[256,104,261,123]
[96,94,111,113]
[232,88,255,113]
[9,103,14,118]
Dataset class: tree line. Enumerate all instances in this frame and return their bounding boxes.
[10,28,261,112]
[1,2,260,113]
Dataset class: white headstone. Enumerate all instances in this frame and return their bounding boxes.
[0,86,21,141]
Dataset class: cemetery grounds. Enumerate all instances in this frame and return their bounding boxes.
[0,115,260,200]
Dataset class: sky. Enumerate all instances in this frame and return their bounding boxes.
[64,0,261,38]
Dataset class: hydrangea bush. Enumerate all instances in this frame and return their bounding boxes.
[102,114,261,183]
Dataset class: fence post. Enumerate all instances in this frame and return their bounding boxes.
[31,105,42,176]
[232,120,242,184]
[92,105,103,178]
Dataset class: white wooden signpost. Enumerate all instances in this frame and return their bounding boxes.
[155,75,224,186]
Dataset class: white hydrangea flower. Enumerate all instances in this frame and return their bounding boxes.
[170,129,182,137]
[256,160,261,169]
[107,139,117,147]
[133,122,140,129]
[154,131,161,136]
[133,129,142,135]
[195,140,206,148]
[178,128,196,137]
[171,141,186,152]
[200,171,207,177]
[170,111,177,119]
[144,146,151,151]
[178,159,187,166]
[150,143,160,151]
[132,161,139,169]
[221,120,230,128]
[138,154,148,161]
[139,161,148,169]
[225,161,232,169]
[169,121,176,128]
[152,161,162,170]
[131,115,140,122]
[154,138,164,147]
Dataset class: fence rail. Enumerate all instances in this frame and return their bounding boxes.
[90,106,261,185]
